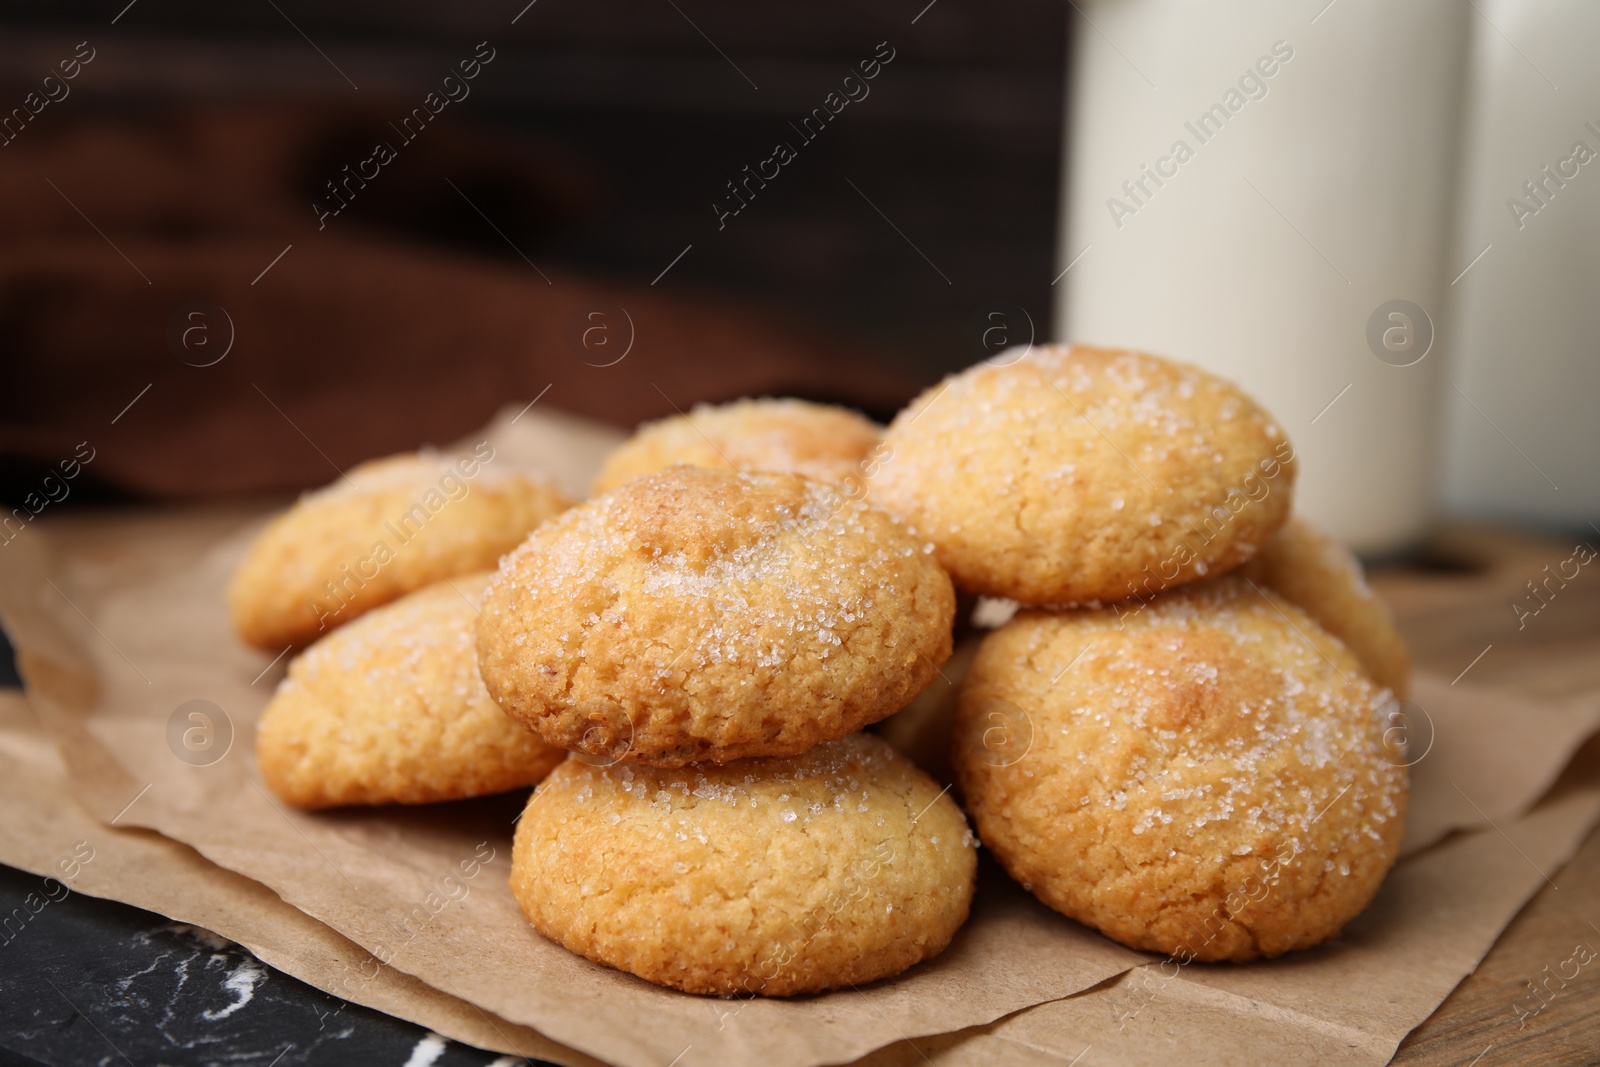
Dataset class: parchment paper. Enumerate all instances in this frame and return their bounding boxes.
[3,404,1598,1067]
[1400,673,1600,856]
[0,690,598,1067]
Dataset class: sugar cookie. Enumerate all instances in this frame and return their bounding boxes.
[256,572,566,808]
[510,733,976,995]
[229,449,569,649]
[952,575,1406,962]
[872,345,1295,605]
[477,466,955,767]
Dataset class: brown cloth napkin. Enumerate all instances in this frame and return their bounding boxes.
[0,106,917,503]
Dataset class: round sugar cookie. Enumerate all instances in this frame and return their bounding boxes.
[591,398,881,496]
[510,732,977,995]
[872,345,1296,605]
[1239,516,1411,698]
[952,575,1407,962]
[476,466,955,767]
[256,572,566,808]
[229,450,570,650]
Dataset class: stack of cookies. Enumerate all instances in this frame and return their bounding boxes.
[237,408,978,996]
[476,458,978,995]
[236,450,574,809]
[236,344,1410,996]
[871,345,1410,963]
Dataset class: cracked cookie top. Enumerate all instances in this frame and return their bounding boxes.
[476,466,955,767]
[229,450,570,650]
[256,572,566,809]
[510,732,976,995]
[871,344,1296,606]
[952,574,1407,962]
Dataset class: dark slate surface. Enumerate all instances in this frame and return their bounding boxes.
[0,863,557,1066]
[0,627,558,1067]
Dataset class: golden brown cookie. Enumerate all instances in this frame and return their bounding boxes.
[872,345,1296,605]
[477,466,955,767]
[229,449,570,650]
[591,398,882,496]
[256,572,566,808]
[1239,516,1411,698]
[510,732,976,995]
[953,575,1407,962]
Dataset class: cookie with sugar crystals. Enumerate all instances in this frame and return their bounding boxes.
[1239,516,1411,698]
[953,574,1407,962]
[591,397,882,496]
[476,465,955,767]
[256,572,566,809]
[510,732,976,995]
[229,449,570,650]
[872,344,1295,606]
